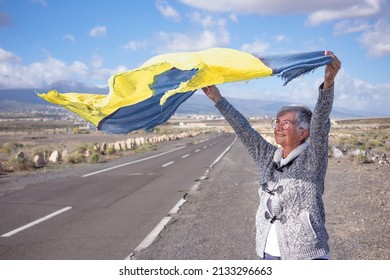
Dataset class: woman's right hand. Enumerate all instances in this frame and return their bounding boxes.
[202,85,222,104]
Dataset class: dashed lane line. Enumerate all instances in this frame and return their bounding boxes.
[82,146,185,177]
[1,206,72,238]
[161,161,174,168]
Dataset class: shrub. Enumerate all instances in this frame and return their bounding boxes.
[7,157,35,172]
[74,144,88,154]
[105,146,116,155]
[89,153,100,163]
[136,143,157,152]
[367,139,382,148]
[67,152,84,164]
[3,142,24,151]
[0,146,12,154]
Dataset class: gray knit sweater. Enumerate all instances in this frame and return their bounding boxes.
[215,83,334,260]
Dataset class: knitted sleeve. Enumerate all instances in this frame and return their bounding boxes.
[308,83,334,168]
[215,97,276,166]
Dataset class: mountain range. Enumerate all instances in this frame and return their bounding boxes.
[0,80,385,119]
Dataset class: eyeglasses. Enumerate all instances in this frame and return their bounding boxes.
[271,119,295,130]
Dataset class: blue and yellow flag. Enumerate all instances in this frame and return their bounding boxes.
[38,48,332,134]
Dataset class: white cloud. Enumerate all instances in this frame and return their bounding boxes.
[89,25,107,38]
[333,69,390,114]
[306,0,383,26]
[179,0,388,57]
[156,29,230,52]
[0,57,87,89]
[123,40,147,51]
[332,18,390,57]
[0,50,125,89]
[334,20,372,35]
[274,35,289,43]
[30,0,48,7]
[63,34,76,43]
[188,11,227,29]
[153,11,230,52]
[91,55,103,68]
[358,19,390,56]
[229,13,238,23]
[0,48,21,63]
[284,69,389,115]
[156,0,181,21]
[179,0,306,13]
[179,0,385,25]
[241,39,270,53]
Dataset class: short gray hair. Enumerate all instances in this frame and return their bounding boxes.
[276,104,312,130]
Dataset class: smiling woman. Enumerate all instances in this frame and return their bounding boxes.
[202,52,341,260]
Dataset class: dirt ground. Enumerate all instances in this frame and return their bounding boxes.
[324,158,389,259]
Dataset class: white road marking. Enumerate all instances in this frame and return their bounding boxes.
[127,196,187,260]
[82,146,185,177]
[162,161,174,167]
[210,135,237,169]
[1,206,72,238]
[128,173,144,176]
[181,154,190,159]
[203,146,207,149]
[191,182,201,191]
[131,216,172,254]
[195,149,200,152]
[169,198,187,215]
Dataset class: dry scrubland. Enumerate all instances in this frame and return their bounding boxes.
[0,117,389,174]
[0,119,216,174]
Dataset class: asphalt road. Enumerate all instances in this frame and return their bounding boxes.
[0,132,236,260]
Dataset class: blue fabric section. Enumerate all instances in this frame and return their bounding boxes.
[99,68,197,134]
[257,51,332,85]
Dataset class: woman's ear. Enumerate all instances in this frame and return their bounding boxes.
[300,129,310,143]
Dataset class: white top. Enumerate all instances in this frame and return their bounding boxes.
[264,195,281,256]
[264,223,281,256]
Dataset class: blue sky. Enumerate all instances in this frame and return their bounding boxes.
[0,0,389,115]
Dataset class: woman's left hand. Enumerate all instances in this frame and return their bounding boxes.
[324,51,341,89]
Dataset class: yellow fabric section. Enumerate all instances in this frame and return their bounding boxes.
[143,48,273,105]
[38,63,172,126]
[38,48,272,126]
[38,90,106,127]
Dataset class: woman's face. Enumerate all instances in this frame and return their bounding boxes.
[273,111,307,150]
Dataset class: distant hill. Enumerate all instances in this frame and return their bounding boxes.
[0,83,386,119]
[176,93,288,117]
